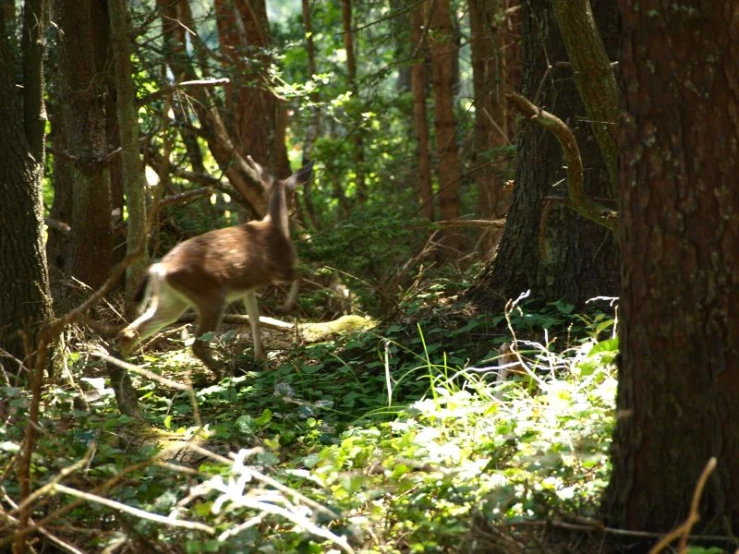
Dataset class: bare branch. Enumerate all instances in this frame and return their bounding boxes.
[506,89,617,232]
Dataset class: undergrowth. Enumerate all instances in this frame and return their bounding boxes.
[0,290,620,553]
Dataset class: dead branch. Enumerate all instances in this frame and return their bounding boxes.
[506,89,617,232]
[137,77,230,107]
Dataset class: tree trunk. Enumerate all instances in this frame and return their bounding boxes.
[428,0,463,255]
[341,0,367,203]
[466,0,618,309]
[551,0,619,193]
[157,0,270,217]
[411,2,434,222]
[227,0,291,179]
[55,0,112,290]
[469,0,513,256]
[300,0,320,230]
[603,0,739,537]
[108,0,148,307]
[0,1,53,370]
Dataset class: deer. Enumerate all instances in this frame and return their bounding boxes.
[118,157,313,380]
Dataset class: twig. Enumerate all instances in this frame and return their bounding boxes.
[91,350,202,429]
[53,484,214,533]
[649,457,718,554]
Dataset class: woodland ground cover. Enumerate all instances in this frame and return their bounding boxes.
[0,287,619,553]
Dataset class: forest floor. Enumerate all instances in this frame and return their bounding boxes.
[1,286,626,553]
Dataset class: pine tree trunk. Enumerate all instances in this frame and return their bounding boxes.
[108,0,148,307]
[428,0,463,255]
[411,2,434,222]
[603,0,739,536]
[54,0,113,290]
[469,0,512,255]
[341,0,367,203]
[0,9,53,369]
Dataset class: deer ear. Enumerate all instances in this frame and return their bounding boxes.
[290,161,314,188]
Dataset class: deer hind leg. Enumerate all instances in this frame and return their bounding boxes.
[119,274,189,357]
[243,291,265,360]
[190,294,227,380]
[282,278,300,312]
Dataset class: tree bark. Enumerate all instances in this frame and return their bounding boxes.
[427,0,463,255]
[469,0,514,257]
[228,0,291,179]
[603,0,739,536]
[466,0,618,309]
[0,0,53,369]
[411,2,434,222]
[54,0,113,290]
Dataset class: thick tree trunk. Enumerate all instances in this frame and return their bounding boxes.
[603,0,739,536]
[469,0,513,256]
[0,6,53,369]
[467,0,618,309]
[55,0,112,290]
[226,0,291,179]
[428,0,463,255]
[411,2,434,222]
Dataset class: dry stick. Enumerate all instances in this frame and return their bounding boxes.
[1,456,161,549]
[178,313,295,331]
[505,89,617,233]
[0,498,85,554]
[649,457,718,554]
[435,219,506,229]
[181,444,351,552]
[53,484,214,533]
[504,518,737,544]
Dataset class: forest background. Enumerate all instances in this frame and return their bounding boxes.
[0,0,737,553]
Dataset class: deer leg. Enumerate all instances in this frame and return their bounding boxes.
[243,291,264,360]
[191,297,226,380]
[282,278,300,312]
[119,281,188,357]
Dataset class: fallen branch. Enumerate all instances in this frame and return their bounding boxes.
[436,218,506,229]
[178,313,295,331]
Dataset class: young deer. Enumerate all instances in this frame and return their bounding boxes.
[118,158,313,379]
